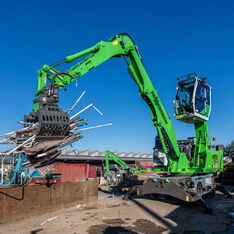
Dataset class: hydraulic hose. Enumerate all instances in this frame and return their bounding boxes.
[48,72,78,96]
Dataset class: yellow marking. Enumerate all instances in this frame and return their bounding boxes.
[112,40,119,46]
[186,196,189,202]
[59,82,63,86]
[137,189,140,196]
[177,115,183,119]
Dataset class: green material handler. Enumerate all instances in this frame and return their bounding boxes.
[24,33,230,212]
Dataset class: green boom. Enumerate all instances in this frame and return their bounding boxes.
[34,33,223,174]
[105,151,130,176]
[105,151,146,176]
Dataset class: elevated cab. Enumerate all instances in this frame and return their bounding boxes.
[174,73,211,123]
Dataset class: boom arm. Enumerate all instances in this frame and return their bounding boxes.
[105,151,130,176]
[35,33,181,171]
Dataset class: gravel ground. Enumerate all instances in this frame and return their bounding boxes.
[0,185,234,234]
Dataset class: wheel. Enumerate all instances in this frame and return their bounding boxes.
[197,182,203,197]
[117,182,124,193]
[208,188,216,197]
[208,177,216,197]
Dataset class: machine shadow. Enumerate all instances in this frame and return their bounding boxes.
[98,187,124,197]
[103,226,137,234]
[129,191,234,233]
[130,197,175,231]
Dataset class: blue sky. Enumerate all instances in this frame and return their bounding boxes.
[0,0,233,153]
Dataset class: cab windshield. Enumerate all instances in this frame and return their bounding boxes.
[195,80,211,117]
[175,79,195,115]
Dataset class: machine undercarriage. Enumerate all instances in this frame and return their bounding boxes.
[120,172,232,214]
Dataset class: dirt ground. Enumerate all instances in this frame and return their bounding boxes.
[0,185,234,234]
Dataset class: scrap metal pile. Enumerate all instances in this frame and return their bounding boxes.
[0,91,111,169]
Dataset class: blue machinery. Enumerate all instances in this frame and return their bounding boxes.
[0,154,28,186]
[0,154,61,186]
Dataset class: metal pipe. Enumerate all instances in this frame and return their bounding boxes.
[73,123,112,132]
[0,137,12,144]
[0,131,15,138]
[49,59,67,68]
[0,123,38,139]
[70,103,94,120]
[67,91,86,114]
[93,105,103,116]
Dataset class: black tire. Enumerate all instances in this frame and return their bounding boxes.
[208,188,216,197]
[209,177,216,197]
[117,181,130,194]
[197,182,203,197]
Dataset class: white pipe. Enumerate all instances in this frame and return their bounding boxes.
[0,123,38,138]
[3,136,35,157]
[93,105,103,116]
[17,121,33,125]
[70,103,94,120]
[0,137,11,144]
[0,131,15,138]
[73,123,112,132]
[70,121,80,128]
[67,91,86,114]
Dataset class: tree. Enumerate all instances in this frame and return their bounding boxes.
[226,140,234,151]
[229,140,234,150]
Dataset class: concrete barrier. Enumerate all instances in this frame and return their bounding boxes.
[0,180,98,223]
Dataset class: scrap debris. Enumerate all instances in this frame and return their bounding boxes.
[40,216,59,226]
[0,91,112,178]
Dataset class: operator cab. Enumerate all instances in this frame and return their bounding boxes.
[174,73,211,123]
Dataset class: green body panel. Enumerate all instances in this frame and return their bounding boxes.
[153,167,167,172]
[133,166,146,173]
[133,169,146,173]
[33,34,223,174]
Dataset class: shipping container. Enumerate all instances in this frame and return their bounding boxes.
[88,165,97,179]
[135,161,154,168]
[53,163,97,182]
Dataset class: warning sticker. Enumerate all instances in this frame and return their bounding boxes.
[112,40,119,46]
